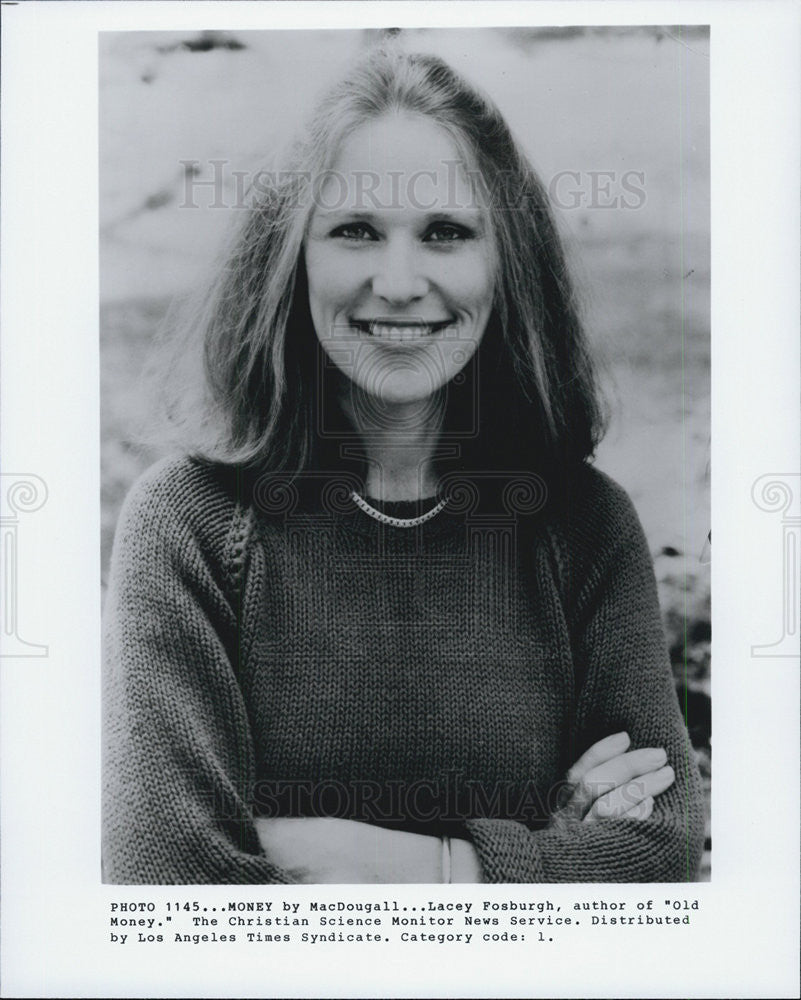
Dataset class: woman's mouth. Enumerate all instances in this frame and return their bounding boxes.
[350,318,454,342]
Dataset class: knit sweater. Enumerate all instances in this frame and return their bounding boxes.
[102,456,705,884]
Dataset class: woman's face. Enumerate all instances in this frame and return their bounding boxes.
[304,113,496,411]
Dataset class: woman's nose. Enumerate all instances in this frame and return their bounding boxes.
[371,239,429,304]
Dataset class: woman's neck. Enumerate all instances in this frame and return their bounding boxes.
[340,393,444,501]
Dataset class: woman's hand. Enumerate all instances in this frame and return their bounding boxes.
[253,816,483,884]
[559,731,675,824]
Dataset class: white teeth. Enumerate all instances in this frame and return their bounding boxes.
[350,320,454,342]
[360,320,448,343]
[368,323,431,342]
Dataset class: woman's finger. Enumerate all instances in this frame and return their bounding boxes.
[564,748,669,818]
[583,747,668,796]
[565,732,631,786]
[583,767,674,823]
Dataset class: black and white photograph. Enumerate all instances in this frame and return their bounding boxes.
[1,2,799,997]
[100,25,710,885]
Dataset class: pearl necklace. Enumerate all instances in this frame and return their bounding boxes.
[350,491,449,528]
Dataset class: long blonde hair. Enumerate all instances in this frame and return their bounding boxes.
[153,48,605,476]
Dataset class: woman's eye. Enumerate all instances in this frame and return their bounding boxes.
[331,223,377,241]
[425,223,471,243]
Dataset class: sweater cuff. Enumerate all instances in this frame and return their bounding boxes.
[464,819,546,883]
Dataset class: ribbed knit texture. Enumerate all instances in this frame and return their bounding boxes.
[102,456,704,884]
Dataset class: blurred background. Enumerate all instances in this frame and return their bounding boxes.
[99,25,710,877]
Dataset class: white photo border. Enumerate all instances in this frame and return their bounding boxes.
[1,2,799,998]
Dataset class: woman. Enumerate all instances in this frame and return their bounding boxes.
[103,48,704,883]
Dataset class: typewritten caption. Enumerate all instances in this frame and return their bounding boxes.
[107,896,701,947]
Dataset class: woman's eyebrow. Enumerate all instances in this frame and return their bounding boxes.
[424,210,485,226]
[313,209,381,222]
[313,208,485,225]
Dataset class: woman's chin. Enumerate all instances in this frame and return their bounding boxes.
[340,358,446,410]
[356,379,443,409]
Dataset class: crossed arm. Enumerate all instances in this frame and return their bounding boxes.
[252,732,677,883]
[103,464,702,884]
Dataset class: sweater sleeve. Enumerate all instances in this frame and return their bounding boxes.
[102,460,296,884]
[463,473,705,883]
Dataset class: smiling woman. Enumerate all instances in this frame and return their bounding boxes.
[102,46,704,884]
[305,113,496,492]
